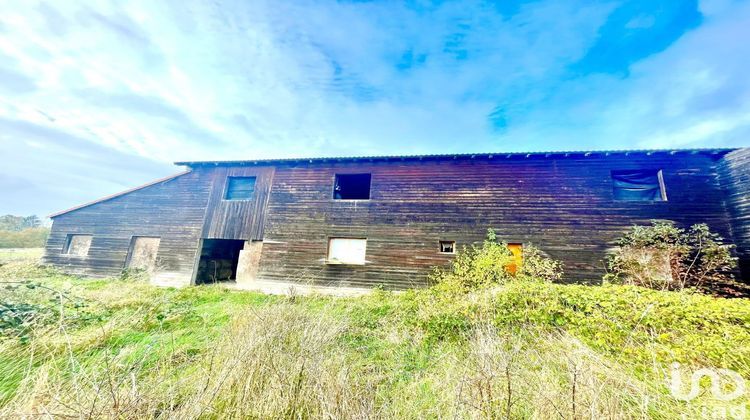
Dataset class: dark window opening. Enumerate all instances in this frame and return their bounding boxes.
[225,177,256,200]
[195,239,246,284]
[612,170,666,201]
[334,173,371,200]
[439,241,455,254]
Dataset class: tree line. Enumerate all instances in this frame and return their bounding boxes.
[0,215,49,248]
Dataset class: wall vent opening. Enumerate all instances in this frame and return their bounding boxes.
[439,240,455,254]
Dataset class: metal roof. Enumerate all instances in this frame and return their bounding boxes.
[174,148,737,167]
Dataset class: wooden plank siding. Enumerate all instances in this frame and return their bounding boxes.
[43,171,212,286]
[257,152,736,289]
[719,149,750,280]
[200,166,275,240]
[44,149,746,289]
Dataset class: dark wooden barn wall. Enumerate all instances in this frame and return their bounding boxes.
[256,153,733,289]
[44,151,741,290]
[43,171,212,286]
[200,166,275,240]
[719,149,750,281]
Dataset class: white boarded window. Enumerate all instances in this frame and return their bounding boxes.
[63,234,92,256]
[327,238,367,265]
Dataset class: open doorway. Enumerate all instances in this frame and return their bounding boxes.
[195,239,246,284]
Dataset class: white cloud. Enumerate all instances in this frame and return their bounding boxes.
[0,0,748,216]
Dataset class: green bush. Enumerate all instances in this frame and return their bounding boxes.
[0,280,102,344]
[485,282,750,374]
[604,220,737,292]
[1,259,749,417]
[0,228,49,248]
[429,229,563,294]
[415,230,564,340]
[401,279,750,376]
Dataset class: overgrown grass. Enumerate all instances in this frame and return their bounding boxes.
[0,247,43,264]
[0,254,748,418]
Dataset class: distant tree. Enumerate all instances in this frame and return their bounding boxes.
[0,215,44,231]
[0,215,25,231]
[0,215,49,248]
[21,215,41,229]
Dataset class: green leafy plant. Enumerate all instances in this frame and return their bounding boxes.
[604,220,737,292]
[430,229,563,293]
[1,252,749,418]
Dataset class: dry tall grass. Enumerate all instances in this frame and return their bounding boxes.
[2,304,703,419]
[3,304,374,419]
[2,257,746,419]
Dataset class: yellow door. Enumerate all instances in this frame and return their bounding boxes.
[506,243,523,274]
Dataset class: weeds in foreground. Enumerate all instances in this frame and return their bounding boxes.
[0,304,682,419]
[0,258,748,418]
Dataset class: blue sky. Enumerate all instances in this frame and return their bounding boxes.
[1,0,749,217]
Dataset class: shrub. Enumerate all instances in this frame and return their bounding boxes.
[2,262,749,418]
[429,229,563,293]
[0,228,49,248]
[0,280,101,344]
[604,220,737,292]
[517,244,564,283]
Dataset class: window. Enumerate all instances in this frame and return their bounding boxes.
[327,238,367,265]
[334,173,371,200]
[439,240,455,254]
[125,237,161,270]
[225,177,256,200]
[611,170,666,201]
[62,234,92,256]
[506,243,523,274]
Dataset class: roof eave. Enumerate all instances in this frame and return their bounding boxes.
[174,148,738,168]
[48,170,192,219]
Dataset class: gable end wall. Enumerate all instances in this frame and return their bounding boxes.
[43,171,212,286]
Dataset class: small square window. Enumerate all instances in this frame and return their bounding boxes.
[439,241,455,254]
[334,173,371,200]
[327,238,367,265]
[62,234,92,256]
[611,170,666,201]
[225,177,256,200]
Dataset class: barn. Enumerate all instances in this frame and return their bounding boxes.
[43,148,750,292]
